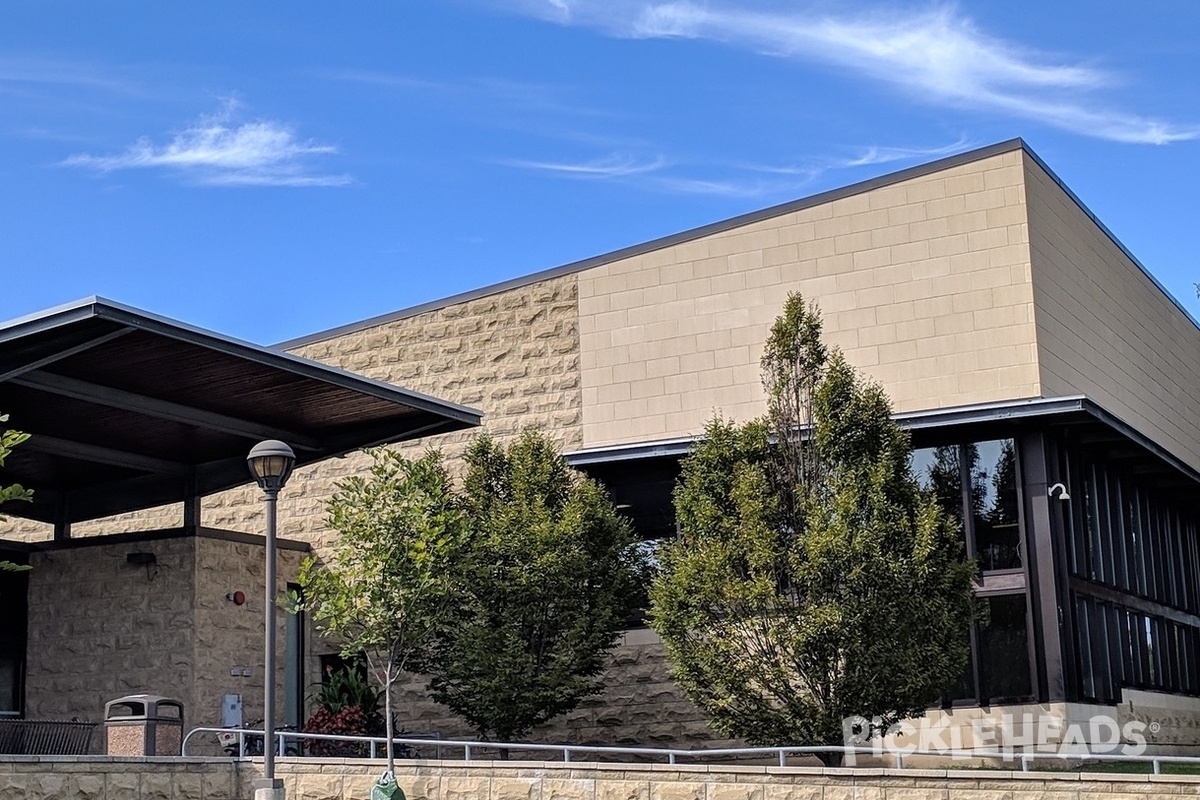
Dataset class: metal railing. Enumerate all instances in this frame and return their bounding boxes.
[182,727,1200,774]
[0,719,97,755]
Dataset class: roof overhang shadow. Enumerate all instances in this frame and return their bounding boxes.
[0,298,481,526]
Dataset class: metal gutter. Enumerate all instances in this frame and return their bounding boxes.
[566,395,1200,489]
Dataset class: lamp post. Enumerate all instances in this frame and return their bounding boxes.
[247,440,295,795]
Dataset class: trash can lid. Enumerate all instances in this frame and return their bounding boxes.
[105,694,184,719]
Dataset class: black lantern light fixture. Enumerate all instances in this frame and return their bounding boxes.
[246,439,295,792]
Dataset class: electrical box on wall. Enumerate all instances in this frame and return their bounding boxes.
[222,694,243,728]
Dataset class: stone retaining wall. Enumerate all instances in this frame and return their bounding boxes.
[1,757,1199,800]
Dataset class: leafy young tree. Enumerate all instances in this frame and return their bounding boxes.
[0,414,33,573]
[425,430,642,744]
[650,294,977,764]
[0,413,32,511]
[298,448,466,781]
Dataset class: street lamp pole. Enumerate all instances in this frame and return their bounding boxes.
[247,440,296,797]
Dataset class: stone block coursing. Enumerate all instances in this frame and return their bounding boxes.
[23,531,306,754]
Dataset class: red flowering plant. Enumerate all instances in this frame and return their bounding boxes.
[304,661,384,756]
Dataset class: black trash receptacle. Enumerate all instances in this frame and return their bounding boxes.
[104,695,184,756]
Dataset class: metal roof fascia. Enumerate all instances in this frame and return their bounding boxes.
[563,396,1091,466]
[563,395,1200,489]
[89,299,482,425]
[0,297,482,427]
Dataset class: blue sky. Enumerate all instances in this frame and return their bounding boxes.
[3,1,1198,343]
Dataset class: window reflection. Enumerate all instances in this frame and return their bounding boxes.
[980,594,1033,701]
[911,446,963,525]
[912,440,1021,571]
[973,440,1021,571]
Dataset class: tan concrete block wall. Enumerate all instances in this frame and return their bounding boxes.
[3,759,1200,800]
[22,533,305,756]
[24,538,196,741]
[1025,157,1200,473]
[381,628,722,749]
[196,273,584,553]
[0,760,240,800]
[191,536,307,752]
[0,274,584,548]
[578,150,1040,448]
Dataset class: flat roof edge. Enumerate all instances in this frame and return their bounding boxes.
[0,296,481,426]
[565,394,1200,487]
[280,139,1027,349]
[1019,149,1200,334]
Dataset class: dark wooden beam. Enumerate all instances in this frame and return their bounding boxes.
[11,371,321,450]
[20,432,191,475]
[0,326,133,383]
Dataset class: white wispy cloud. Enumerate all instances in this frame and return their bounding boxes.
[0,56,136,94]
[499,152,666,177]
[499,135,972,198]
[836,137,973,168]
[61,100,351,187]
[515,1,1196,144]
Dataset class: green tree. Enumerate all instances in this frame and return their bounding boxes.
[0,413,32,510]
[0,413,34,573]
[298,448,466,780]
[650,294,977,764]
[425,430,642,744]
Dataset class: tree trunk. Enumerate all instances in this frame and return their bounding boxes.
[385,664,395,777]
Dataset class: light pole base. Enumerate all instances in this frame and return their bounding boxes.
[371,771,405,800]
[254,777,286,800]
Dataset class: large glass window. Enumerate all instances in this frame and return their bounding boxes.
[972,440,1021,572]
[914,438,1032,706]
[911,438,1022,571]
[979,594,1033,702]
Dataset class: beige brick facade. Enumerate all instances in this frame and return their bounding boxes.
[577,149,1039,448]
[1025,157,1200,473]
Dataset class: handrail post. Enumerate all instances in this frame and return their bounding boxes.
[371,740,377,759]
[668,753,676,765]
[564,748,571,763]
[465,744,472,761]
[1153,758,1161,774]
[778,750,785,767]
[1020,754,1031,772]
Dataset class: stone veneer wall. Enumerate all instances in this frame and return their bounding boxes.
[23,531,307,753]
[179,272,586,554]
[190,535,308,753]
[6,275,720,749]
[2,758,1200,800]
[25,537,197,738]
[386,628,725,748]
